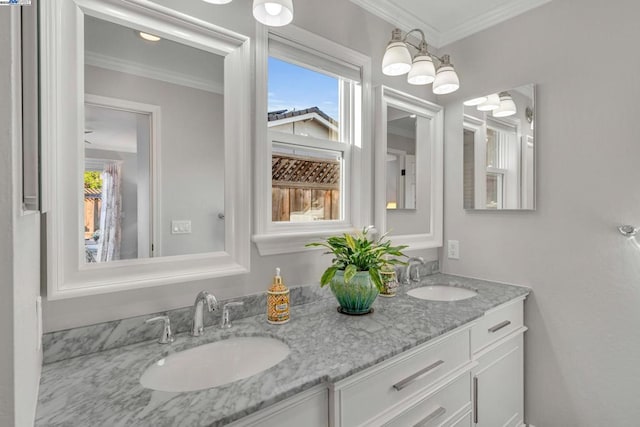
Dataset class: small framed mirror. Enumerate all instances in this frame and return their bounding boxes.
[41,0,251,299]
[375,86,443,249]
[463,84,536,210]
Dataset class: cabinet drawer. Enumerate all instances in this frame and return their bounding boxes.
[471,300,523,353]
[449,411,472,427]
[336,329,471,427]
[383,373,471,427]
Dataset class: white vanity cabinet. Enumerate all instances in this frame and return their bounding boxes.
[229,297,527,427]
[472,298,527,427]
[331,327,474,427]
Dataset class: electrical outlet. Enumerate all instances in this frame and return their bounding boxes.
[171,220,192,234]
[447,240,460,259]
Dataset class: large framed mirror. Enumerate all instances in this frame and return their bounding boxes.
[463,84,536,210]
[41,0,251,299]
[375,86,443,249]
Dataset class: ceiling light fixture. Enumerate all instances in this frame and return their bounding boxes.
[382,28,460,94]
[492,92,517,117]
[202,0,294,27]
[138,31,161,42]
[463,96,488,107]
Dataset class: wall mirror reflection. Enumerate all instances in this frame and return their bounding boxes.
[41,0,251,299]
[82,16,225,263]
[386,107,417,210]
[463,84,536,210]
[375,86,443,250]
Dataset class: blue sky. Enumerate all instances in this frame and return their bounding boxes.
[268,57,339,121]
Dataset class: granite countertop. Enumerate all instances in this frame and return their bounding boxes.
[36,274,529,427]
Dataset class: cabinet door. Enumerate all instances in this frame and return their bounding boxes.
[473,334,523,427]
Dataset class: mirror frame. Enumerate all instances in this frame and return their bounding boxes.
[41,0,251,299]
[374,86,443,250]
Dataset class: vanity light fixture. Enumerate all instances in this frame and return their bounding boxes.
[476,93,500,111]
[253,0,294,27]
[138,31,161,42]
[463,96,488,106]
[382,28,460,94]
[492,92,517,117]
[202,0,294,27]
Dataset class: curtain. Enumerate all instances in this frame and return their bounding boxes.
[97,162,123,262]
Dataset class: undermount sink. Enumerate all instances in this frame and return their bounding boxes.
[140,337,290,392]
[407,285,478,302]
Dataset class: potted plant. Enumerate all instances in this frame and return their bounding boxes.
[306,227,407,315]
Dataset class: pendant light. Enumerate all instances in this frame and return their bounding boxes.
[407,41,435,85]
[477,93,501,111]
[253,0,294,27]
[492,92,517,117]
[382,29,460,94]
[432,55,460,95]
[382,29,412,76]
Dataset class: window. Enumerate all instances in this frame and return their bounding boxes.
[485,120,518,209]
[254,25,372,255]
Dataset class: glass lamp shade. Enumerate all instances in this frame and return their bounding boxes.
[432,64,459,94]
[477,93,501,111]
[492,93,517,117]
[382,41,412,76]
[463,96,488,106]
[253,0,294,27]
[407,54,436,85]
[203,0,233,4]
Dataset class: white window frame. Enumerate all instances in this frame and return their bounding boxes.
[253,24,372,256]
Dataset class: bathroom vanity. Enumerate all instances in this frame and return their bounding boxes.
[36,274,528,427]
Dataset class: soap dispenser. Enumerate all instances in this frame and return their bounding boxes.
[267,268,290,324]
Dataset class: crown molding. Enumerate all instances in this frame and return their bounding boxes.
[439,0,552,47]
[85,51,224,94]
[349,0,441,47]
[350,0,552,49]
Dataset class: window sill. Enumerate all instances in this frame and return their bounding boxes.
[252,227,359,256]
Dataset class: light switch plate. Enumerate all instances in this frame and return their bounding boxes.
[171,220,192,234]
[447,240,460,259]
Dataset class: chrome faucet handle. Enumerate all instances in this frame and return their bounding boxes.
[220,302,244,329]
[145,316,174,344]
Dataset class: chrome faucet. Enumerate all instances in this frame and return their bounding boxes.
[404,257,425,284]
[220,301,244,329]
[145,315,174,344]
[191,291,219,337]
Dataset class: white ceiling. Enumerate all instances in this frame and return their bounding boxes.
[350,0,552,48]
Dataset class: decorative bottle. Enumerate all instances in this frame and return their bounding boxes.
[267,267,290,324]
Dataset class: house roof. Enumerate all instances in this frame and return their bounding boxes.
[268,106,338,127]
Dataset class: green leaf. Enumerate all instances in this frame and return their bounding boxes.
[344,264,357,283]
[369,268,384,292]
[320,267,338,287]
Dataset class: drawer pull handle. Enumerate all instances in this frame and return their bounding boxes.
[413,406,446,427]
[392,360,444,391]
[473,376,479,423]
[488,320,511,333]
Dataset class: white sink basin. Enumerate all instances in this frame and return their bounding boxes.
[407,285,478,302]
[140,337,290,392]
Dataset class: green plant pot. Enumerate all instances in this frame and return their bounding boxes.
[329,270,379,315]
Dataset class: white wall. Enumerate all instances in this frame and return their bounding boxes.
[439,0,640,425]
[0,7,42,426]
[43,0,438,331]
